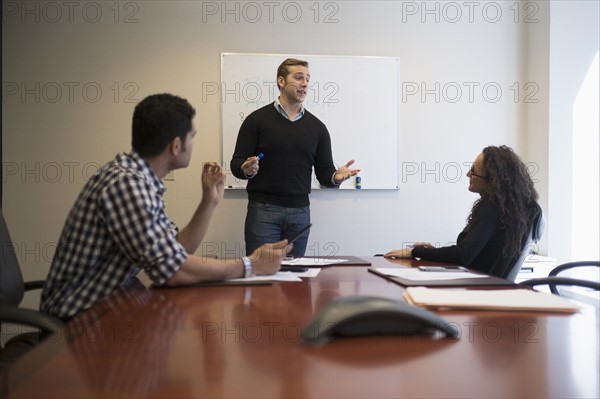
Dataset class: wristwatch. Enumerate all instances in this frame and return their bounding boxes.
[242,256,252,278]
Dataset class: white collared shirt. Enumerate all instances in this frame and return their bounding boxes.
[274,97,305,121]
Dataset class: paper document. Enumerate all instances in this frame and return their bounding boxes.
[375,268,488,281]
[282,258,349,267]
[405,287,581,313]
[295,268,321,278]
[230,271,302,283]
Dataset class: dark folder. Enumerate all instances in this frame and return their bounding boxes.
[368,267,515,287]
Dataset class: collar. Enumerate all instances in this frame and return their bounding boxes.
[122,151,167,195]
[274,97,305,120]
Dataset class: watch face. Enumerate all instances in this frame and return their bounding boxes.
[243,257,252,278]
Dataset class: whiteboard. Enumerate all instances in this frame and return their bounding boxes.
[221,53,399,190]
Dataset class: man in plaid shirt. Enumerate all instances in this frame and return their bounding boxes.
[41,94,290,320]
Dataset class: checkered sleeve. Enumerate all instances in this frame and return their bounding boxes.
[98,171,187,285]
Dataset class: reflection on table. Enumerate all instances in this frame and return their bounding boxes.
[4,257,599,398]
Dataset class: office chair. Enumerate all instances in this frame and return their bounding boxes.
[504,202,545,282]
[519,261,600,295]
[0,208,64,370]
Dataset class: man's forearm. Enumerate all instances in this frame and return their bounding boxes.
[165,255,244,286]
[176,199,218,253]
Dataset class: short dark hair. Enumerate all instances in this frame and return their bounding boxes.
[276,58,309,90]
[132,94,196,158]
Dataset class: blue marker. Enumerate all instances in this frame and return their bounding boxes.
[257,153,264,160]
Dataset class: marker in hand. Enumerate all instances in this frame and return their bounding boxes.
[244,153,264,177]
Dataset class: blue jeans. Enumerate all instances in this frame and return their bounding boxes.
[244,201,311,257]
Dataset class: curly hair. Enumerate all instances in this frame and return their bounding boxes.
[466,145,539,257]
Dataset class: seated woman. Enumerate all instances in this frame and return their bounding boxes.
[385,145,539,279]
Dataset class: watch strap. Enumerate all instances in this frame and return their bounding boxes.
[242,256,252,278]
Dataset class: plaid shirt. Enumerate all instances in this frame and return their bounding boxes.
[41,151,187,319]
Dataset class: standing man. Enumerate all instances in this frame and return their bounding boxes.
[230,58,360,257]
[41,93,289,320]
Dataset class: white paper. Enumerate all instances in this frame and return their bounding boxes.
[294,268,321,278]
[230,271,303,283]
[374,268,488,281]
[282,258,349,267]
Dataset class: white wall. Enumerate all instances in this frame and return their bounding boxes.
[2,1,557,289]
[523,0,549,256]
[548,0,600,263]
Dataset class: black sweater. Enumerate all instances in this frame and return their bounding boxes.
[230,103,338,207]
[412,199,520,278]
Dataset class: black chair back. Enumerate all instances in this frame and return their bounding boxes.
[0,209,25,307]
[1,208,64,373]
[505,202,545,282]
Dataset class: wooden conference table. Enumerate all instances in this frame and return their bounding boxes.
[4,257,600,398]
